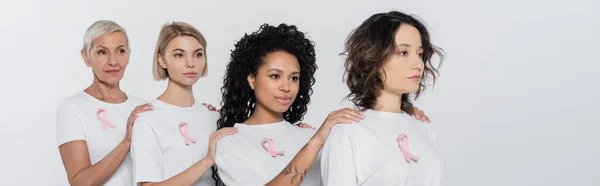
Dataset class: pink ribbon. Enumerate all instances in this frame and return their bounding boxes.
[179,122,197,145]
[96,108,115,131]
[397,133,419,163]
[261,138,285,157]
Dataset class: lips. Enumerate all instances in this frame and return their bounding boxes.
[275,96,292,105]
[183,72,198,78]
[105,69,120,74]
[409,75,421,81]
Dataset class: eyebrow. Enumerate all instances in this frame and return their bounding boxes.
[396,43,423,49]
[267,68,283,73]
[172,48,204,53]
[172,48,186,52]
[94,45,108,49]
[267,68,300,75]
[94,45,127,49]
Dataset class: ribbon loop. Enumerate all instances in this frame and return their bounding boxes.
[179,122,197,145]
[261,138,285,157]
[96,108,116,131]
[397,133,419,163]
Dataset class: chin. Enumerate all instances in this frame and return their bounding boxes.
[175,78,198,87]
[101,78,122,86]
[272,105,292,113]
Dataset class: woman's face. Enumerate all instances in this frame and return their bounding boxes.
[248,51,301,114]
[379,24,425,95]
[158,36,206,87]
[82,31,130,85]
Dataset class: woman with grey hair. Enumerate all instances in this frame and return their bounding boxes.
[57,20,152,186]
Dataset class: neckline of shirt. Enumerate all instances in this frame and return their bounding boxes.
[234,120,293,130]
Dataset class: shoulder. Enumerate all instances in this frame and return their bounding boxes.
[131,113,159,137]
[328,122,378,146]
[216,134,242,153]
[57,93,90,115]
[330,122,370,137]
[59,92,90,109]
[57,99,77,112]
[290,123,317,140]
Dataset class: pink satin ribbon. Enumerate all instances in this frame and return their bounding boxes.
[397,133,419,163]
[96,108,115,131]
[179,122,197,145]
[262,138,285,157]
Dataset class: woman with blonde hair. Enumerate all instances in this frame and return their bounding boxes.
[57,20,152,186]
[130,21,237,186]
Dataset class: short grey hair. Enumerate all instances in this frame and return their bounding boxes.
[82,20,130,56]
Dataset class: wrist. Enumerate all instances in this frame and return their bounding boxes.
[201,157,215,166]
[120,140,131,148]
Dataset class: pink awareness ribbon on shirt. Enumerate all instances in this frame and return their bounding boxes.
[96,108,116,131]
[261,138,286,157]
[397,133,419,163]
[179,122,197,145]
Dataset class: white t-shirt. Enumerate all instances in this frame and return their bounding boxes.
[130,99,219,186]
[56,91,147,186]
[320,109,444,186]
[214,120,321,186]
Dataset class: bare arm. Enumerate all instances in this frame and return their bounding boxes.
[265,108,364,186]
[264,139,324,186]
[58,140,130,186]
[58,103,151,186]
[140,158,215,186]
[139,128,238,186]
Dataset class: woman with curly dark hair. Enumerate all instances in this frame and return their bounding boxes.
[320,11,446,186]
[212,23,367,186]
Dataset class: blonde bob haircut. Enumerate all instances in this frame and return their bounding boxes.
[153,21,208,80]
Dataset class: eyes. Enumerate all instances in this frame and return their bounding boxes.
[270,74,300,82]
[173,52,204,58]
[96,48,127,55]
[398,51,424,57]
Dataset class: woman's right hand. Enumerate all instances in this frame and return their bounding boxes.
[124,104,153,144]
[205,127,238,164]
[312,108,364,145]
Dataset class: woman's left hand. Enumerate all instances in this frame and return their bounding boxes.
[412,107,431,123]
[297,122,316,130]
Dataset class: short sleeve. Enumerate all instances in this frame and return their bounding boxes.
[215,137,266,186]
[320,125,359,186]
[131,118,163,184]
[56,101,85,146]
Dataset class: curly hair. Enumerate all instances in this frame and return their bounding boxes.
[344,11,444,115]
[212,23,317,185]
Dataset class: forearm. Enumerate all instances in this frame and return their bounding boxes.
[265,138,324,186]
[142,158,214,186]
[70,141,130,186]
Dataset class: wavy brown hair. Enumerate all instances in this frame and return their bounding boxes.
[344,11,444,115]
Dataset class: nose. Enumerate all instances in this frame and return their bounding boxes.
[412,54,424,72]
[279,80,291,93]
[185,56,195,68]
[108,54,118,66]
